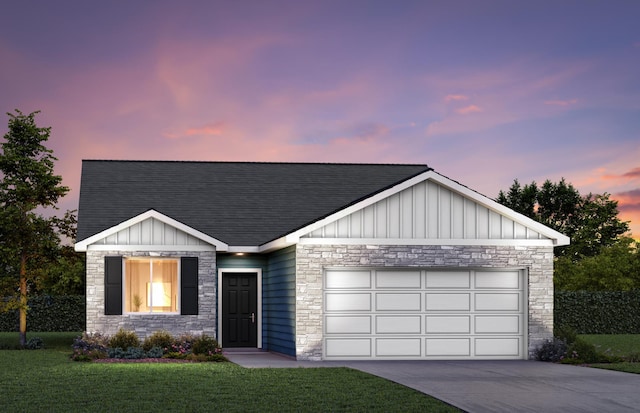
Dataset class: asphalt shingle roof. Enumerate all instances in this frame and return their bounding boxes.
[76,160,432,246]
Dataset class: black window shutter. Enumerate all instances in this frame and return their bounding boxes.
[104,256,123,315]
[181,257,199,315]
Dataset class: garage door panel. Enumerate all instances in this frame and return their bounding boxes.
[376,338,421,356]
[426,316,470,334]
[426,271,470,288]
[326,293,371,311]
[475,315,520,334]
[475,293,520,311]
[326,338,371,357]
[426,338,471,356]
[426,293,470,311]
[376,271,421,288]
[376,316,421,334]
[326,316,371,334]
[376,293,421,311]
[325,270,371,289]
[475,271,520,289]
[475,338,521,356]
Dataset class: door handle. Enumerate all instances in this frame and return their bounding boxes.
[251,312,255,323]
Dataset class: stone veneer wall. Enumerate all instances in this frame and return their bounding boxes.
[295,244,554,360]
[85,249,217,339]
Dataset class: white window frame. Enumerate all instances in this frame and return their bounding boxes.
[123,257,181,314]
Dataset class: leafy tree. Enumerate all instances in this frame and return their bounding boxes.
[497,178,629,259]
[35,211,85,295]
[555,238,640,291]
[0,110,70,347]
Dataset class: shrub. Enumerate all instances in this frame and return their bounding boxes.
[167,333,196,356]
[563,338,610,364]
[26,337,44,350]
[143,330,173,353]
[535,338,567,362]
[123,347,146,359]
[0,295,85,332]
[71,332,109,361]
[108,329,140,351]
[146,346,164,358]
[555,290,640,334]
[192,334,222,356]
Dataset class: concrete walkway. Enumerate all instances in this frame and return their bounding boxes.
[225,351,640,412]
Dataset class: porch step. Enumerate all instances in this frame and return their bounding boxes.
[223,348,264,355]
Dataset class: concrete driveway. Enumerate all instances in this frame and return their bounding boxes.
[225,352,640,412]
[341,360,640,412]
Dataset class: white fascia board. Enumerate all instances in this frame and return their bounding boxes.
[74,209,229,252]
[297,238,557,247]
[280,170,570,247]
[86,244,216,252]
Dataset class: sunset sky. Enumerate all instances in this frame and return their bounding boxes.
[1,0,639,237]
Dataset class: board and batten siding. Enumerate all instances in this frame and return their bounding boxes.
[92,217,207,246]
[304,180,543,241]
[264,246,296,356]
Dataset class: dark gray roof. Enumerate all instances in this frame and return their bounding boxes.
[76,161,431,246]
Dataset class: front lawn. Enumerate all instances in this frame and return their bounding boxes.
[0,332,459,412]
[579,334,640,374]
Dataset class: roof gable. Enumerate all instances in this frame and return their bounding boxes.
[281,170,570,247]
[74,209,228,252]
[76,161,431,247]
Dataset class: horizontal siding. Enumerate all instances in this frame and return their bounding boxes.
[264,246,296,356]
[96,218,206,246]
[303,180,545,241]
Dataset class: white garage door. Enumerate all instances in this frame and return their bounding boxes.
[323,269,526,360]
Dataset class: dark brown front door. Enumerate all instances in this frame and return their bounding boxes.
[222,272,258,347]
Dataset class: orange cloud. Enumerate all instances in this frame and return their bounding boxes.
[602,166,640,182]
[456,104,482,115]
[544,99,578,106]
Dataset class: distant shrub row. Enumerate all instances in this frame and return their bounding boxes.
[555,290,640,334]
[0,295,85,332]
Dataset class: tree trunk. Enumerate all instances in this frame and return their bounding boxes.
[19,254,27,348]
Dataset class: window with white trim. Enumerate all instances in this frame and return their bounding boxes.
[124,258,179,313]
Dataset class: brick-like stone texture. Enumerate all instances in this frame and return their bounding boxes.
[85,250,217,339]
[295,244,554,360]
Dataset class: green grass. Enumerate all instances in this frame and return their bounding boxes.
[579,334,640,358]
[0,331,80,350]
[579,334,640,374]
[0,333,459,412]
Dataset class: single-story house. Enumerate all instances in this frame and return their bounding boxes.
[75,160,569,360]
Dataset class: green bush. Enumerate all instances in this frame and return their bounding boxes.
[192,334,222,356]
[108,329,140,351]
[142,330,173,352]
[71,332,109,361]
[0,295,85,332]
[534,338,567,362]
[555,290,640,334]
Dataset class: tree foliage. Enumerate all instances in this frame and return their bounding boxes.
[498,177,635,292]
[0,110,74,346]
[497,178,630,259]
[554,238,640,291]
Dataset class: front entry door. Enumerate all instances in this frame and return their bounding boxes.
[222,272,258,347]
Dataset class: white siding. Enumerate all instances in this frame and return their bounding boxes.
[302,180,545,241]
[92,218,206,246]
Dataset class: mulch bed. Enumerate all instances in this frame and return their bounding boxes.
[93,358,197,363]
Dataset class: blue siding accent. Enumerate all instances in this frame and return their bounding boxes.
[216,250,296,356]
[264,246,296,356]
